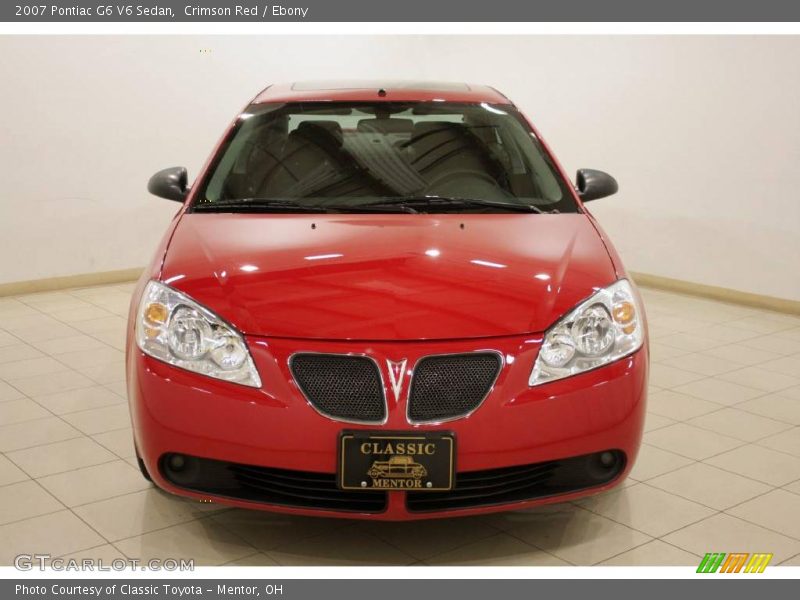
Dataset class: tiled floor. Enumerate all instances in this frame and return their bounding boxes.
[1,283,800,566]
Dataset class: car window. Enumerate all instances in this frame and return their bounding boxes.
[198,102,578,213]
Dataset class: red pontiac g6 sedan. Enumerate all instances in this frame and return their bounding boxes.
[127,81,648,520]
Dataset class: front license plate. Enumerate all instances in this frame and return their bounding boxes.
[338,431,455,492]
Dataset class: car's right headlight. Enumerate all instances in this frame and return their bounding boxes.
[529,279,645,386]
[135,280,261,387]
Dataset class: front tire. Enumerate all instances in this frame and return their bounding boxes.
[136,452,152,482]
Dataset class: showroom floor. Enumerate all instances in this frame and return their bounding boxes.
[1,283,800,567]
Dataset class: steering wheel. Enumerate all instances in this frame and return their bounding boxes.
[424,170,509,199]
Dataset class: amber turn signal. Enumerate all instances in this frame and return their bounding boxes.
[144,302,168,324]
[612,301,637,334]
[143,302,168,338]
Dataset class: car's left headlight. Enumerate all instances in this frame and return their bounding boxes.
[135,280,261,387]
[529,279,644,386]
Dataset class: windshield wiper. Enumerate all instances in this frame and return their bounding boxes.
[192,196,550,215]
[194,198,420,214]
[357,195,550,214]
[193,199,335,213]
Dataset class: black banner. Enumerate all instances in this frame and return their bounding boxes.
[5,579,799,600]
[4,0,800,22]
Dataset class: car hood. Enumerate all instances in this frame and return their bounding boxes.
[160,213,616,340]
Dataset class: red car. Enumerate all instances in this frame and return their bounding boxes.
[127,81,648,520]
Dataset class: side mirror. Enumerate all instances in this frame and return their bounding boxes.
[576,168,618,202]
[148,167,188,202]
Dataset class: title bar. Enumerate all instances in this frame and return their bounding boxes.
[4,0,800,22]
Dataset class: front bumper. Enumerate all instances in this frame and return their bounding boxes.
[127,333,648,520]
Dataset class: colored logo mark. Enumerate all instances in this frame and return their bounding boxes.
[697,552,773,573]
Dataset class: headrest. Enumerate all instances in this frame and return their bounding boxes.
[410,121,465,140]
[294,120,343,145]
[357,118,414,135]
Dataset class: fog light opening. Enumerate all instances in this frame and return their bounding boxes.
[586,450,624,481]
[161,453,203,486]
[168,454,186,472]
[599,451,616,468]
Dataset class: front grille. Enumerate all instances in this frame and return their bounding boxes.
[160,454,387,513]
[408,352,502,422]
[290,353,386,423]
[406,451,625,512]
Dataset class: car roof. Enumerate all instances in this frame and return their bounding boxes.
[251,81,513,105]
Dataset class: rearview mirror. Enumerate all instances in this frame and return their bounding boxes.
[576,169,618,202]
[148,167,188,202]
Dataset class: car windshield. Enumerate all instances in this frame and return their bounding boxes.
[194,101,578,214]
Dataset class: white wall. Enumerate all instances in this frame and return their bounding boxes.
[1,36,798,299]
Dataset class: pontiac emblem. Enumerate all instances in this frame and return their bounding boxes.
[386,359,408,402]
